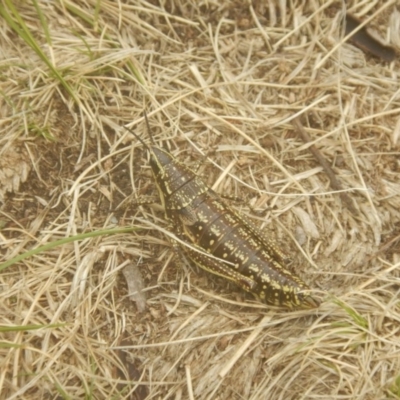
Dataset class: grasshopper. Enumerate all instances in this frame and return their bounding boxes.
[130,113,319,308]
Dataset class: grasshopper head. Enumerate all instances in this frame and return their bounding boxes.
[148,145,176,200]
[149,146,174,174]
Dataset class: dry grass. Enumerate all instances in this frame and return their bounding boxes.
[1,1,400,399]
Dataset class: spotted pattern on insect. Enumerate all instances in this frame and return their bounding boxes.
[132,113,320,308]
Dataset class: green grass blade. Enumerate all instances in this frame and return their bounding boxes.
[0,323,65,332]
[334,299,368,329]
[32,0,52,46]
[389,375,400,398]
[94,0,102,30]
[0,342,25,349]
[54,381,72,400]
[0,0,79,103]
[0,227,139,272]
[63,1,95,27]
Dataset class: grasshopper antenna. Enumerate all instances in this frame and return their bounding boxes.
[123,111,153,150]
[143,110,156,145]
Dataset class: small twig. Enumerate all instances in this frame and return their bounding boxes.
[115,336,148,400]
[219,313,273,378]
[366,232,400,262]
[378,233,400,254]
[122,261,147,312]
[292,118,357,215]
[345,14,396,63]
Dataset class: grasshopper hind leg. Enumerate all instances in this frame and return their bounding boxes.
[181,243,258,294]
